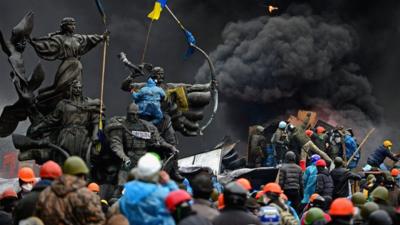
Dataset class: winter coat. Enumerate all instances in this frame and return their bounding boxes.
[302,164,318,203]
[119,179,178,225]
[132,78,165,124]
[0,210,12,225]
[279,163,303,191]
[316,169,334,198]
[367,145,398,167]
[330,167,360,199]
[343,135,359,169]
[212,207,262,225]
[178,213,213,225]
[13,179,52,225]
[35,175,105,225]
[192,199,220,221]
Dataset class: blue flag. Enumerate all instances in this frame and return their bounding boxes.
[184,29,196,58]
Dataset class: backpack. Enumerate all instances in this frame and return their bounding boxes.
[269,203,298,225]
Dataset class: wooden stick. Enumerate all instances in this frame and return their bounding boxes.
[346,128,375,167]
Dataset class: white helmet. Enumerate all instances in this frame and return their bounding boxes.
[137,153,162,178]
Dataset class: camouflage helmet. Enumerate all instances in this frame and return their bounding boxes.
[351,192,366,207]
[304,208,325,225]
[334,157,343,167]
[63,156,89,175]
[371,186,389,203]
[360,202,379,219]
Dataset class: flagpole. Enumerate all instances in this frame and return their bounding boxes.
[165,5,185,30]
[141,19,154,63]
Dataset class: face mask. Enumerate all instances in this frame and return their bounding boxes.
[388,146,392,150]
[335,137,341,143]
[21,183,33,192]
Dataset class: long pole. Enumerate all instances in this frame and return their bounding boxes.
[346,128,375,168]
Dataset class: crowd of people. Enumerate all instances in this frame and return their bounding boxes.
[1,119,400,225]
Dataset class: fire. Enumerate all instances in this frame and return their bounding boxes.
[268,5,278,13]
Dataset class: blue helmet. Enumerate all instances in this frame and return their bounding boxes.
[278,121,287,129]
[311,154,321,164]
[259,206,281,225]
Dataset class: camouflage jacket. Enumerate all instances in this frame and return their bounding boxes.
[35,175,105,225]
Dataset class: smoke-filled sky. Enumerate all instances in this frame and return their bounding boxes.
[1,0,400,159]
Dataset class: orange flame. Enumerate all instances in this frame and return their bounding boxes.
[268,5,278,13]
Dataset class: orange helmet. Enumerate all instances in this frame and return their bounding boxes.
[329,198,354,216]
[40,160,62,179]
[263,183,283,194]
[165,190,192,212]
[18,167,36,183]
[1,188,17,200]
[88,182,100,193]
[309,193,321,202]
[218,194,225,209]
[305,130,314,137]
[236,178,252,191]
[391,168,399,177]
[316,126,326,135]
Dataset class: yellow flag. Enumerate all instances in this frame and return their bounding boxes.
[147,2,163,20]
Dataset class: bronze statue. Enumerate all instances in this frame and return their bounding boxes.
[29,17,108,112]
[29,80,101,162]
[105,102,178,185]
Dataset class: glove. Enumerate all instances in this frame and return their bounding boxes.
[171,147,180,155]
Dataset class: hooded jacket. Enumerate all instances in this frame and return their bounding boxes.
[119,179,178,225]
[302,164,318,203]
[34,175,105,225]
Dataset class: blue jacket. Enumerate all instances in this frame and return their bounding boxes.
[132,78,165,123]
[344,135,359,169]
[302,164,317,203]
[367,145,398,167]
[119,180,178,225]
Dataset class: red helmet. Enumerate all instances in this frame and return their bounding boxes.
[263,183,283,194]
[391,168,399,177]
[1,188,17,200]
[315,159,326,167]
[329,198,354,216]
[88,182,100,193]
[165,190,192,212]
[236,178,252,191]
[316,126,326,135]
[18,167,36,183]
[305,130,314,137]
[40,160,62,179]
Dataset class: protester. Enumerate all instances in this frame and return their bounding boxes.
[366,140,399,171]
[302,154,321,204]
[315,160,334,202]
[366,210,393,225]
[213,182,261,225]
[165,189,212,225]
[191,173,220,221]
[271,121,289,164]
[14,160,62,224]
[262,183,298,225]
[279,151,303,211]
[35,156,105,225]
[0,188,18,225]
[303,207,327,225]
[370,186,398,224]
[17,167,36,199]
[326,198,354,225]
[330,157,360,199]
[112,153,178,225]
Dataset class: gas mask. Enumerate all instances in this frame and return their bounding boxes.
[21,183,33,192]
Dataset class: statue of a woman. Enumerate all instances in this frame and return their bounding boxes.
[29,17,107,112]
